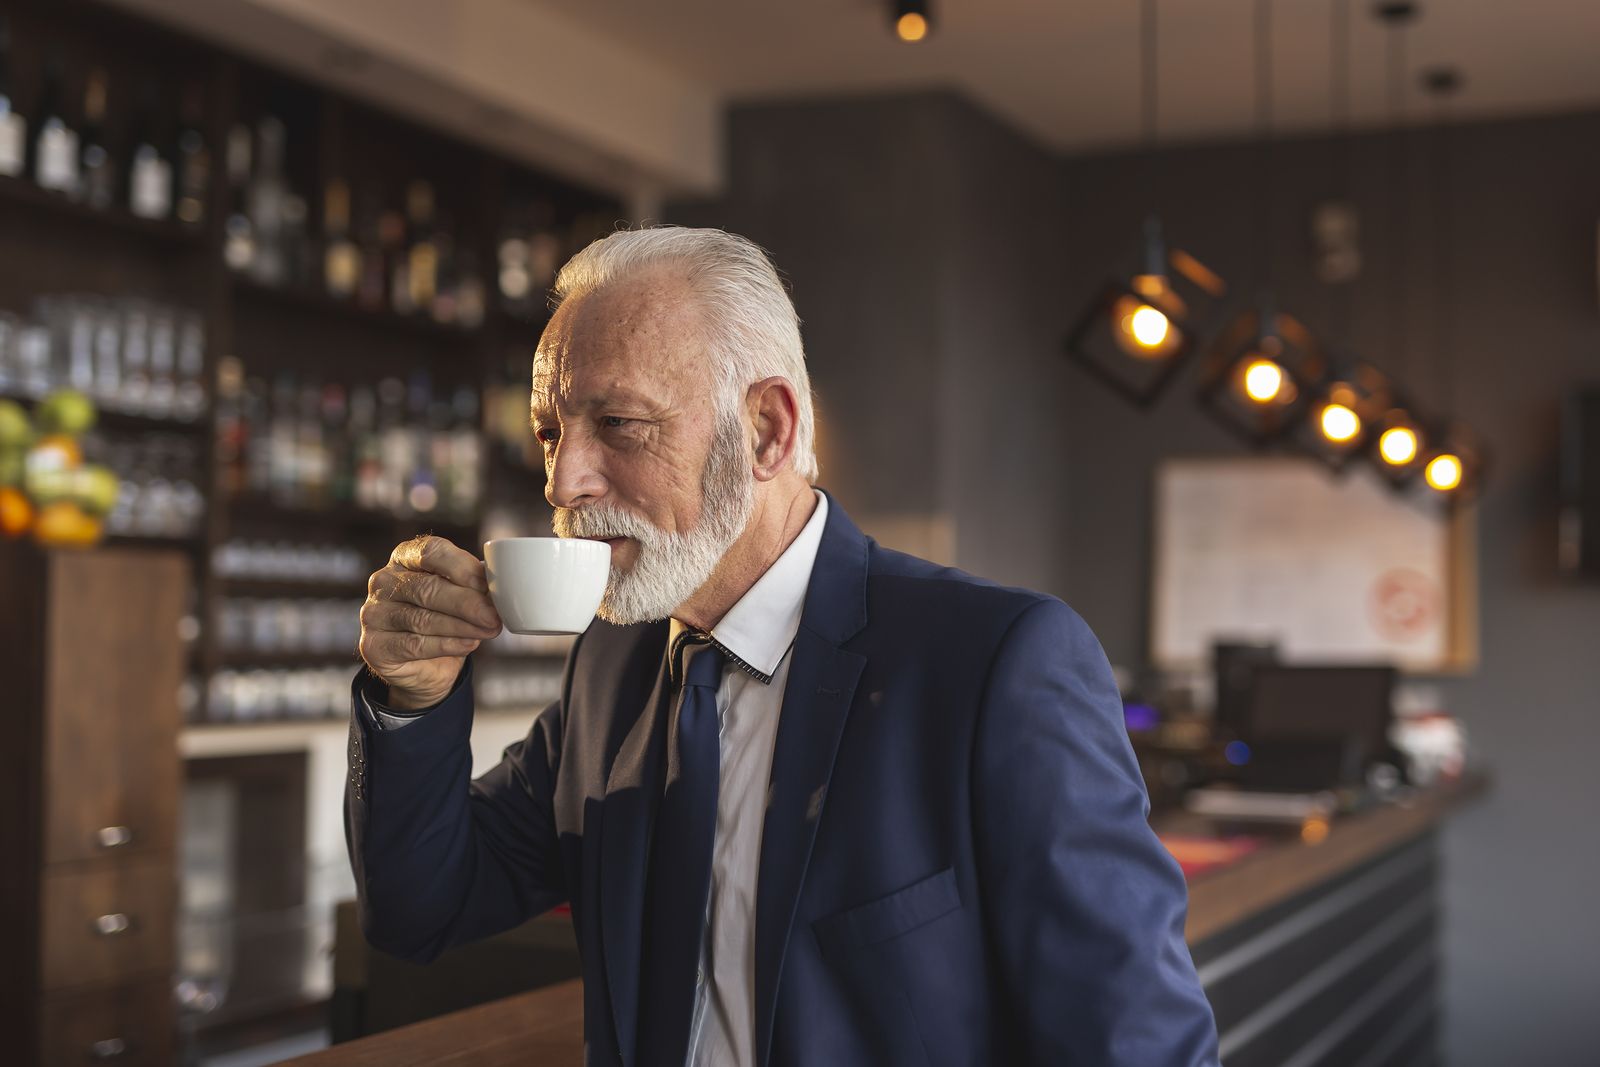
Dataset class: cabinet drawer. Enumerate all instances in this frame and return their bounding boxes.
[41,859,176,992]
[42,550,184,867]
[38,978,175,1066]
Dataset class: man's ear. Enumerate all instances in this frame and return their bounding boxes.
[745,375,799,481]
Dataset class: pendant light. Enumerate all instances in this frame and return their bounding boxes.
[1368,0,1430,487]
[1064,0,1227,407]
[1413,66,1488,507]
[1292,0,1389,473]
[892,1,932,42]
[1196,0,1325,446]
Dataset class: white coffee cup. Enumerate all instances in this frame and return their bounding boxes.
[483,537,612,635]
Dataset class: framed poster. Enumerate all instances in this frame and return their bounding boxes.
[1151,456,1478,673]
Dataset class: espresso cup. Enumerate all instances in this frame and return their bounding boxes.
[483,537,612,635]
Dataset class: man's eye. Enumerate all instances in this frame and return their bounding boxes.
[601,416,631,429]
[535,427,558,444]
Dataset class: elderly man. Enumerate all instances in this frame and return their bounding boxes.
[348,226,1219,1066]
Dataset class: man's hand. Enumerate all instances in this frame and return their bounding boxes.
[359,535,504,709]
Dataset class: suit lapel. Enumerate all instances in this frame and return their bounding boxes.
[753,490,872,1067]
[599,623,672,1067]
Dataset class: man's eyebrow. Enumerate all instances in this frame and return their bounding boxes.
[529,387,658,422]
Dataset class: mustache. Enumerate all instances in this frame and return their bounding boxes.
[553,501,658,541]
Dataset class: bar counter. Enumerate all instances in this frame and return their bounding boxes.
[294,773,1487,1067]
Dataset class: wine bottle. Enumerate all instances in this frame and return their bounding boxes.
[174,84,209,226]
[248,116,289,286]
[404,180,438,314]
[0,16,24,178]
[322,178,361,298]
[78,67,115,208]
[32,53,79,195]
[222,123,255,271]
[127,83,173,220]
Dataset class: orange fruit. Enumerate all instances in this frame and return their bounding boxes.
[0,486,33,538]
[32,501,102,548]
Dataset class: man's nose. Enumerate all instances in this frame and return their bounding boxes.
[544,434,607,510]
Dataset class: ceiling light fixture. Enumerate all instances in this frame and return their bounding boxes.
[892,0,931,42]
[1197,0,1323,445]
[1064,0,1227,407]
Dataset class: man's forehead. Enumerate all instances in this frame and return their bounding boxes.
[532,275,704,409]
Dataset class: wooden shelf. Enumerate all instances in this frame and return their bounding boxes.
[0,174,210,249]
[232,277,485,343]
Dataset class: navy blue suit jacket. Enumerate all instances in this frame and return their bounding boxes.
[345,487,1220,1066]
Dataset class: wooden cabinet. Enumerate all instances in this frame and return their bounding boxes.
[0,545,188,1067]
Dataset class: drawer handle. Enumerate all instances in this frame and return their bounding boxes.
[92,913,134,936]
[96,826,135,849]
[89,1037,130,1059]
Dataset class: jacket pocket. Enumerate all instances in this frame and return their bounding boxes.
[813,865,962,960]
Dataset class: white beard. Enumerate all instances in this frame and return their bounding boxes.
[551,410,754,625]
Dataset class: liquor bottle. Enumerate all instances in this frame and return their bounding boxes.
[382,204,411,315]
[405,180,438,314]
[127,84,173,220]
[297,380,328,506]
[448,385,482,518]
[174,84,209,226]
[375,376,409,512]
[248,116,289,286]
[77,67,115,208]
[31,53,79,195]
[243,376,271,495]
[497,213,534,319]
[321,383,352,504]
[281,192,311,288]
[145,306,177,419]
[528,200,563,292]
[349,385,381,510]
[354,188,386,311]
[429,221,457,325]
[215,356,245,495]
[322,178,360,299]
[119,300,151,415]
[456,248,487,329]
[405,370,437,513]
[269,373,299,502]
[222,123,255,271]
[174,312,206,420]
[0,16,25,178]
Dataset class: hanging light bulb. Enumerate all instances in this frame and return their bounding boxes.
[1243,360,1283,403]
[1425,452,1462,491]
[892,0,931,41]
[1063,0,1228,407]
[1320,397,1362,441]
[1379,424,1419,465]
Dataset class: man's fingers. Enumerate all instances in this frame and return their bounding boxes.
[362,600,500,640]
[388,569,502,630]
[390,535,488,593]
[362,630,481,667]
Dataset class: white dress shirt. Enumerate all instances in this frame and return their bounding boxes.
[370,488,829,1067]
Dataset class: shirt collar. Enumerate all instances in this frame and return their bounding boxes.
[669,488,828,685]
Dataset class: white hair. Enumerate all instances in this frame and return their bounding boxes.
[551,224,820,483]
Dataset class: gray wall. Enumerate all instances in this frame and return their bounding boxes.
[671,91,1600,1065]
[669,91,1073,595]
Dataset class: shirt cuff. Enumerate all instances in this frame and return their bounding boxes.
[359,656,475,731]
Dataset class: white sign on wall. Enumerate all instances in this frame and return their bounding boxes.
[1152,457,1476,672]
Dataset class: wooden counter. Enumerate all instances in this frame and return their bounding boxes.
[298,773,1486,1067]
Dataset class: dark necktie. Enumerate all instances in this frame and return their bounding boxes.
[637,628,725,1066]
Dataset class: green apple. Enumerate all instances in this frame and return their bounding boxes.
[0,400,33,449]
[35,389,97,436]
[73,465,120,516]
